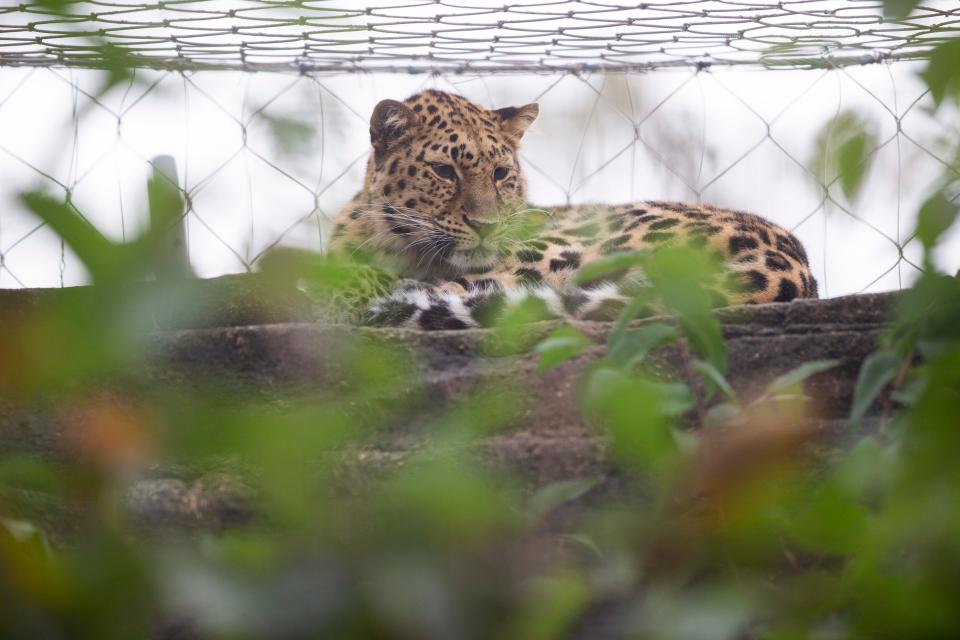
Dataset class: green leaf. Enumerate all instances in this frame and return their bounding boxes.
[920,38,960,108]
[19,191,121,282]
[0,457,61,495]
[607,289,658,349]
[92,43,140,98]
[915,191,960,254]
[766,359,842,395]
[693,359,737,402]
[891,376,924,407]
[32,0,70,11]
[376,458,512,542]
[657,380,698,417]
[811,111,877,201]
[635,586,758,640]
[146,159,192,279]
[889,273,960,353]
[836,126,874,200]
[849,351,902,425]
[581,367,682,473]
[907,346,960,451]
[607,322,676,368]
[491,296,556,355]
[261,112,318,156]
[572,250,645,287]
[559,533,603,560]
[703,403,746,429]
[683,321,727,376]
[528,477,602,525]
[786,481,870,554]
[510,573,592,640]
[671,426,700,457]
[834,436,896,497]
[535,326,593,370]
[649,247,728,373]
[882,0,922,19]
[146,163,185,230]
[0,518,54,558]
[676,314,726,376]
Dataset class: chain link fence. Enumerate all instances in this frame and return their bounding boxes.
[0,1,958,294]
[2,1,958,72]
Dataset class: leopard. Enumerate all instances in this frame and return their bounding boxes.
[328,89,818,330]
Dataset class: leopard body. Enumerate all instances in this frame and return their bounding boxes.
[330,90,817,329]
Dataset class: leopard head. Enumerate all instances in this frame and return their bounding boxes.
[333,90,538,277]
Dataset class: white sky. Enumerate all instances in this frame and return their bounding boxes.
[0,3,958,295]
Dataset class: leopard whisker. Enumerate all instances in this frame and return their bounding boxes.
[354,211,436,231]
[425,242,451,271]
[348,204,436,225]
[415,235,451,270]
[349,228,399,256]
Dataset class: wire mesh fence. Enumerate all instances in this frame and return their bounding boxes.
[0,1,957,295]
[2,1,959,73]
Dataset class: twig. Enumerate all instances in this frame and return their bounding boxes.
[677,336,707,429]
[879,347,915,434]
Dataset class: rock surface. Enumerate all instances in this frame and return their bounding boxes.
[148,289,895,479]
[0,276,898,528]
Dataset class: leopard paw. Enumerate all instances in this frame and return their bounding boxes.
[365,285,482,330]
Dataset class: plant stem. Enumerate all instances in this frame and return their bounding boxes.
[677,336,706,429]
[880,348,915,434]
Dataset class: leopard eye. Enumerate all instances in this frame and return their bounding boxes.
[493,166,510,181]
[430,163,457,180]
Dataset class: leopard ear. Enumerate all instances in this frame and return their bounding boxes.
[494,103,539,139]
[370,99,419,150]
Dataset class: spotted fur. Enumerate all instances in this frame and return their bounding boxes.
[331,91,818,330]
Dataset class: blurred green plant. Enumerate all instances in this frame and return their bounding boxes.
[883,0,923,19]
[811,110,878,202]
[260,113,319,156]
[922,38,960,107]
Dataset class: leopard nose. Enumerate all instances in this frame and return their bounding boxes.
[464,217,498,239]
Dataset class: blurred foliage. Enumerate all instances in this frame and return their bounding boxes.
[882,0,923,19]
[260,112,320,157]
[810,110,878,202]
[922,39,960,108]
[3,36,960,640]
[534,326,593,371]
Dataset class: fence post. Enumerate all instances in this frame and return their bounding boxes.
[147,155,193,279]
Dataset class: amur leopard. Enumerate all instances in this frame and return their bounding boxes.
[329,90,817,330]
